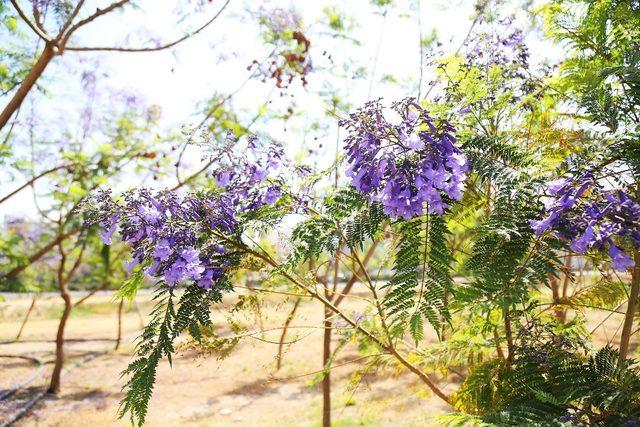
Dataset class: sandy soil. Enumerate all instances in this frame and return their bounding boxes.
[0,291,458,427]
[0,286,632,427]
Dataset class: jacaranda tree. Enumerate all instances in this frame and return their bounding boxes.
[4,0,639,426]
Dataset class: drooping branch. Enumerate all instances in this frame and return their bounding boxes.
[64,0,231,53]
[0,163,73,205]
[219,233,451,405]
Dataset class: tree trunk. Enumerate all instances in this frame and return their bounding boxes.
[0,44,56,131]
[115,298,124,351]
[275,297,301,370]
[618,251,640,366]
[504,308,514,365]
[322,307,331,427]
[16,294,37,340]
[48,246,70,394]
[48,291,71,393]
[550,273,565,323]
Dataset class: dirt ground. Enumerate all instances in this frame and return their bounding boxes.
[0,288,631,427]
[0,291,457,427]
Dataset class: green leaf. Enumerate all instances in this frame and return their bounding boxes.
[117,265,145,301]
[383,213,453,339]
[5,16,17,32]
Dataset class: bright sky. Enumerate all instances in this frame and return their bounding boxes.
[1,0,558,221]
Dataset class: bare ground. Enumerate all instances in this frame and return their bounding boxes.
[0,291,455,427]
[0,289,631,427]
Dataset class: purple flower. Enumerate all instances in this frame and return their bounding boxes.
[99,221,117,245]
[197,267,224,289]
[250,167,269,184]
[531,174,639,272]
[87,134,299,292]
[165,260,186,285]
[264,186,282,205]
[547,178,569,195]
[609,244,634,271]
[138,205,161,224]
[126,257,140,273]
[154,239,172,261]
[197,269,215,289]
[217,171,232,186]
[570,225,594,253]
[341,99,468,219]
[401,132,424,151]
[98,213,120,244]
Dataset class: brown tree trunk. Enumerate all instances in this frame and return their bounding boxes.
[321,253,339,427]
[618,251,640,366]
[115,298,124,351]
[275,298,301,370]
[48,246,70,394]
[504,308,514,365]
[322,307,331,427]
[0,44,56,131]
[549,273,565,323]
[16,294,37,340]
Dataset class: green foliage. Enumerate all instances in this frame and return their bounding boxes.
[565,278,629,310]
[455,136,562,308]
[119,282,227,425]
[452,358,507,415]
[326,187,385,249]
[450,346,640,426]
[285,187,386,269]
[117,265,147,301]
[285,215,339,269]
[383,213,453,342]
[542,0,640,132]
[119,287,176,426]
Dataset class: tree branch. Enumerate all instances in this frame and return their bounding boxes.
[0,43,56,131]
[1,228,80,281]
[55,0,86,42]
[10,0,51,42]
[215,232,451,404]
[0,163,73,205]
[59,0,130,49]
[333,242,378,307]
[64,0,231,53]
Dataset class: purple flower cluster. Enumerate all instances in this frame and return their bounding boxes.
[466,15,529,71]
[257,6,302,37]
[93,189,234,289]
[90,135,291,289]
[251,6,312,89]
[531,174,640,271]
[457,14,537,107]
[340,99,469,219]
[211,134,286,211]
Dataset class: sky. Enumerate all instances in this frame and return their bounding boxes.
[0,0,559,221]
